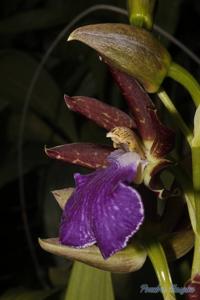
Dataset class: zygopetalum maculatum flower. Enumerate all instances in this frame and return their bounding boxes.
[39,23,194,273]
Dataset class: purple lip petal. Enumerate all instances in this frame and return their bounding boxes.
[64,95,136,131]
[149,109,175,158]
[45,143,113,169]
[59,173,96,248]
[93,182,144,258]
[59,150,144,259]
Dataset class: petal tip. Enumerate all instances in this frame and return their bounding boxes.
[67,32,75,42]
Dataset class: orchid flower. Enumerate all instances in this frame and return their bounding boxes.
[44,62,176,259]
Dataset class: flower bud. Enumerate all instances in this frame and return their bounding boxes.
[68,23,171,93]
[128,0,156,30]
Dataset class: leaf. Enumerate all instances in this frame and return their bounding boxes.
[155,0,183,45]
[64,262,115,300]
[6,112,64,144]
[0,8,70,34]
[0,50,77,142]
[192,105,200,146]
[0,144,46,188]
[0,98,8,112]
[0,287,58,300]
[162,230,194,261]
[0,1,98,34]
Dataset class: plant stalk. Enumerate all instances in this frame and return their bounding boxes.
[145,240,176,300]
[192,234,200,277]
[157,89,193,145]
[168,62,200,108]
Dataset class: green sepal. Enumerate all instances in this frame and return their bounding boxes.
[68,23,171,93]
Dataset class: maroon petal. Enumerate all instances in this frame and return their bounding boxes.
[185,274,200,300]
[110,66,174,156]
[45,143,112,169]
[109,66,155,142]
[149,109,175,158]
[64,95,136,131]
[144,159,174,199]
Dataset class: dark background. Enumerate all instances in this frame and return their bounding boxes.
[0,0,199,299]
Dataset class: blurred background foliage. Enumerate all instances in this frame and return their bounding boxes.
[0,0,199,299]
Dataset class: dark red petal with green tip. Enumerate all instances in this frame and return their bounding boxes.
[45,143,112,169]
[110,66,174,157]
[185,274,200,299]
[64,95,136,131]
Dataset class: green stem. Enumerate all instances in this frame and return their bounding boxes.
[192,146,200,192]
[192,234,200,277]
[191,143,200,275]
[157,89,193,145]
[127,0,156,30]
[192,144,200,233]
[145,240,176,300]
[168,62,200,108]
[172,165,196,233]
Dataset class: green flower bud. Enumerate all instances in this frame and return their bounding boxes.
[68,23,171,93]
[127,0,156,30]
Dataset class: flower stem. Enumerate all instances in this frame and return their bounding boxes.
[172,165,196,233]
[157,89,200,277]
[191,144,200,276]
[192,234,200,277]
[157,89,193,145]
[127,0,156,29]
[192,146,200,192]
[145,239,176,300]
[168,62,200,108]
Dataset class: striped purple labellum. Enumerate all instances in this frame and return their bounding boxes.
[59,150,144,259]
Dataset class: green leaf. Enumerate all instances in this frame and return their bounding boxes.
[6,112,64,144]
[0,8,70,34]
[0,50,77,142]
[0,1,100,34]
[155,0,183,45]
[0,287,58,300]
[64,262,115,300]
[0,98,8,112]
[192,105,200,146]
[0,144,46,188]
